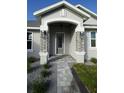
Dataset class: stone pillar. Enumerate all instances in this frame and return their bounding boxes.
[76,32,85,52]
[81,33,85,51]
[76,32,82,52]
[39,30,48,65]
[74,25,85,63]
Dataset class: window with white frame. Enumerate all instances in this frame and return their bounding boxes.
[91,32,96,47]
[27,32,33,50]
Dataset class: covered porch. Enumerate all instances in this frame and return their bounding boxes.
[39,19,85,64]
[48,22,76,57]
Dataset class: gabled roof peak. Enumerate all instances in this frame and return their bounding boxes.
[76,4,97,18]
[33,0,68,16]
[33,0,90,18]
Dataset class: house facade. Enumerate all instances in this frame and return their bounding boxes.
[27,1,97,64]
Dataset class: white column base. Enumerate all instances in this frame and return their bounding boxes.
[39,52,48,65]
[73,51,85,63]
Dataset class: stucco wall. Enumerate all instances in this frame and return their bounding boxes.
[41,7,83,25]
[69,29,76,57]
[27,30,40,58]
[85,30,97,60]
[84,17,97,25]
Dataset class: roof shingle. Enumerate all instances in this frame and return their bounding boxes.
[27,20,40,27]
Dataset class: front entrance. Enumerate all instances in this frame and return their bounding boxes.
[55,32,64,55]
[49,22,76,56]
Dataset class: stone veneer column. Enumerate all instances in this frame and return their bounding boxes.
[76,32,82,52]
[81,33,85,51]
[39,30,48,65]
[76,32,84,52]
[74,24,85,63]
[40,31,48,52]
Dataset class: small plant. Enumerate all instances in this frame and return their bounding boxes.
[43,64,52,69]
[32,78,49,93]
[27,57,37,63]
[41,69,52,78]
[90,58,97,64]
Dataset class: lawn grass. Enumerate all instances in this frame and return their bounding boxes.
[73,63,97,93]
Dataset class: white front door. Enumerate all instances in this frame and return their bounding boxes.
[55,32,64,55]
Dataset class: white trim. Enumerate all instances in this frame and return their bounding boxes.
[76,4,97,17]
[41,18,81,31]
[75,26,84,32]
[27,31,33,52]
[84,25,97,29]
[55,32,65,55]
[45,18,79,25]
[27,27,40,30]
[33,1,90,18]
[44,18,84,32]
[40,25,48,31]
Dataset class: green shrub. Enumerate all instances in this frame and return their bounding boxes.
[27,57,37,63]
[41,70,52,78]
[32,78,49,93]
[27,61,31,73]
[43,64,52,69]
[90,58,97,64]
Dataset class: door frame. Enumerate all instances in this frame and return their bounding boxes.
[55,32,65,55]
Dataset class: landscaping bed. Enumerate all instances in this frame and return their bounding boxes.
[27,62,52,93]
[27,57,39,73]
[72,63,97,93]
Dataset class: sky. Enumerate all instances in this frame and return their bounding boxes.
[27,0,97,20]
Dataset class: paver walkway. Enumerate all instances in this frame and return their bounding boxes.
[27,55,81,93]
[52,56,80,93]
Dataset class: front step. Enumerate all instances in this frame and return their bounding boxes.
[48,55,67,63]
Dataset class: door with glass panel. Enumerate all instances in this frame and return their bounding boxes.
[55,32,64,54]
